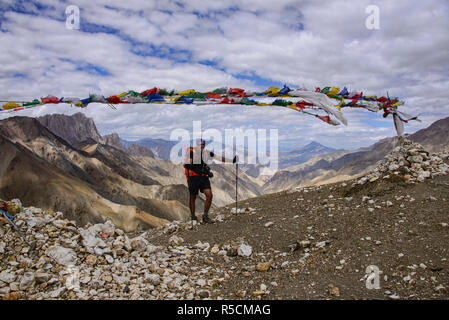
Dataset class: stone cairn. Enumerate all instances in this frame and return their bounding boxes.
[356,138,449,185]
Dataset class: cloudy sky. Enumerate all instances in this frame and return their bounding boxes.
[0,0,448,152]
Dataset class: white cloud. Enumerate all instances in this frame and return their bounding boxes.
[0,0,448,152]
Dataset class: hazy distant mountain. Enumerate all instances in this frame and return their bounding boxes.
[240,141,339,181]
[128,144,155,158]
[278,141,340,169]
[121,138,176,160]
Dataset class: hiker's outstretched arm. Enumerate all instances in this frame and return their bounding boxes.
[210,151,236,163]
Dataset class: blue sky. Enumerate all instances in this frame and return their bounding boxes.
[0,0,449,152]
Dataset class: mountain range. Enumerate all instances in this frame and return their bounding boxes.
[1,112,448,232]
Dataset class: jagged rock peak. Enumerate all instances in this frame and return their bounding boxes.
[103,133,126,151]
[37,113,104,145]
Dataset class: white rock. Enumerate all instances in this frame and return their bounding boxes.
[410,155,423,163]
[417,171,431,181]
[80,276,91,284]
[169,235,184,246]
[94,246,104,256]
[26,216,48,228]
[9,282,19,291]
[197,279,207,287]
[210,245,220,254]
[145,274,161,286]
[50,287,65,299]
[35,272,50,283]
[315,241,326,248]
[0,271,17,284]
[435,285,446,292]
[299,240,311,248]
[131,236,148,251]
[79,229,107,249]
[264,222,274,228]
[19,272,35,290]
[0,287,10,295]
[102,220,116,235]
[52,220,68,229]
[389,163,400,171]
[105,255,114,264]
[237,242,252,257]
[46,245,77,266]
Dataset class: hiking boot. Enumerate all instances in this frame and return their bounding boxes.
[202,215,215,224]
[191,214,198,221]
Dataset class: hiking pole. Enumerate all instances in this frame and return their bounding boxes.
[235,161,238,214]
[1,209,36,253]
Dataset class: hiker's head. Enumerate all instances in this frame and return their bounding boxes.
[197,139,206,150]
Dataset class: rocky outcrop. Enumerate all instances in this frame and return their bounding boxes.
[103,133,127,152]
[38,113,104,145]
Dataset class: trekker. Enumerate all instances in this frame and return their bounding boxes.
[184,139,236,224]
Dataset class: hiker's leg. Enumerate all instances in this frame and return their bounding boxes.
[202,189,214,224]
[187,176,200,220]
[189,194,196,217]
[203,189,213,213]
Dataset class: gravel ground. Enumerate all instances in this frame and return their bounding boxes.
[149,172,449,300]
